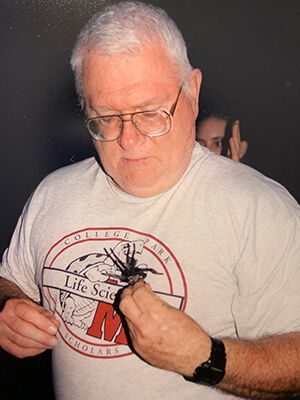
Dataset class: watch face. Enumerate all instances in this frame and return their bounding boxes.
[183,338,226,386]
[198,363,224,385]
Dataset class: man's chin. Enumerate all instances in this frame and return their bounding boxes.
[112,174,164,198]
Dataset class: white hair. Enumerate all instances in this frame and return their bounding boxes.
[70,1,193,108]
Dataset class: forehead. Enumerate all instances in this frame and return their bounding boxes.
[82,42,181,110]
[197,117,227,140]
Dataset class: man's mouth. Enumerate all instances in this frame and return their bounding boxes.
[123,157,150,165]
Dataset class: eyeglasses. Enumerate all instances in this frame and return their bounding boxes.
[86,84,183,142]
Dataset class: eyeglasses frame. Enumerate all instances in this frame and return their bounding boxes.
[86,83,184,142]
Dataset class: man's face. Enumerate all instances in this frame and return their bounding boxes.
[196,117,227,155]
[82,42,201,197]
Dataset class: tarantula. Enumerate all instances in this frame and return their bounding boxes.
[103,245,162,285]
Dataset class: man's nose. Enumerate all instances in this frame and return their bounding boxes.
[117,118,146,149]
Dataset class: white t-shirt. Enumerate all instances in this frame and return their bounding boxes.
[1,144,299,399]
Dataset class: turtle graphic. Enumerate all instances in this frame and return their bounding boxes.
[59,240,150,330]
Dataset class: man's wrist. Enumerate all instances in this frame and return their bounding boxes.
[183,337,226,386]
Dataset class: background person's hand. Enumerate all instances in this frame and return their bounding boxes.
[228,120,248,161]
[0,298,60,358]
[119,280,211,376]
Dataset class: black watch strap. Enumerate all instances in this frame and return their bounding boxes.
[183,337,226,386]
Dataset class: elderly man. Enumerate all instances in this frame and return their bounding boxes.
[0,2,299,400]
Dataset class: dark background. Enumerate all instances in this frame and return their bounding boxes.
[0,1,299,398]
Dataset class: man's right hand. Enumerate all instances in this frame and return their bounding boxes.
[0,298,60,358]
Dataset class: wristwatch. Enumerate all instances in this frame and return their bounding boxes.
[183,337,226,386]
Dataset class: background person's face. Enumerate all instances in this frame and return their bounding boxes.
[83,42,201,197]
[196,117,227,155]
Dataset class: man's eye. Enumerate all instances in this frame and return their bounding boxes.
[141,111,160,121]
[101,116,115,124]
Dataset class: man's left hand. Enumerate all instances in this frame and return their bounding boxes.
[118,280,211,376]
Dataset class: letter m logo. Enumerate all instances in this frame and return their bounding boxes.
[87,302,127,345]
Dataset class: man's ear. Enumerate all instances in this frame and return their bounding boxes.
[188,68,202,120]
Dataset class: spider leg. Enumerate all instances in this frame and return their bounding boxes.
[141,268,163,275]
[111,248,131,273]
[101,272,124,281]
[104,248,126,273]
[125,243,131,266]
[128,244,137,268]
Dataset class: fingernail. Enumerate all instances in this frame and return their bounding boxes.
[48,325,57,335]
[49,337,58,346]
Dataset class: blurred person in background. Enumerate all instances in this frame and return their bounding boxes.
[196,114,248,162]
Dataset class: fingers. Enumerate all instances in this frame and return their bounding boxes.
[119,281,168,341]
[12,299,60,334]
[118,281,212,375]
[119,281,146,323]
[232,120,241,141]
[229,137,240,162]
[239,140,248,159]
[119,281,161,320]
[0,298,60,358]
[230,120,241,162]
[1,324,54,358]
[1,336,47,358]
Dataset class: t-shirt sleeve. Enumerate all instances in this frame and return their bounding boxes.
[0,196,41,303]
[231,181,300,339]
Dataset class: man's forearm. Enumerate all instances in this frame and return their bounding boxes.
[219,333,300,399]
[0,277,32,310]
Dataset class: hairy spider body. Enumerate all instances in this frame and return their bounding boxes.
[103,246,162,285]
